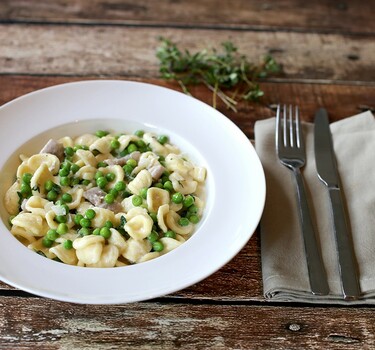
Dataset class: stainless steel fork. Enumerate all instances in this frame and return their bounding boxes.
[276,104,329,295]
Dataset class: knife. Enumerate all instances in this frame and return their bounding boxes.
[314,108,361,299]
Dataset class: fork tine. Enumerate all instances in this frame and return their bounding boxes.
[295,106,301,148]
[276,104,282,149]
[289,104,294,147]
[283,104,288,147]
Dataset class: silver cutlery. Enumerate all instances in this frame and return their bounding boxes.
[314,108,361,299]
[276,104,329,295]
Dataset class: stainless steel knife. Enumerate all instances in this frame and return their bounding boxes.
[314,108,361,299]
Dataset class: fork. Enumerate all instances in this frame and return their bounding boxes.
[276,104,330,295]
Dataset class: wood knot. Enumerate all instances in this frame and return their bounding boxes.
[288,323,301,332]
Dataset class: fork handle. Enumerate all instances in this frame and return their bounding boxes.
[293,168,330,295]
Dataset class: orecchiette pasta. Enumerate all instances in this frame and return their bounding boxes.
[4,129,206,268]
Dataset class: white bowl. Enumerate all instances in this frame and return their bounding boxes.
[0,80,265,304]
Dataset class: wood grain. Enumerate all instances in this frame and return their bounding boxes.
[0,297,374,349]
[1,0,374,34]
[0,25,374,82]
[0,75,373,139]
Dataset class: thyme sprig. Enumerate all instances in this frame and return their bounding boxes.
[156,38,280,112]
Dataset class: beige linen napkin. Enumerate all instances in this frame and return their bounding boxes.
[255,111,375,304]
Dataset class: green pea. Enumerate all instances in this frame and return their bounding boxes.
[81,179,91,186]
[157,135,169,145]
[95,130,109,138]
[70,177,80,186]
[179,217,190,226]
[100,227,111,239]
[187,204,198,214]
[152,241,164,252]
[64,147,74,157]
[57,223,68,235]
[163,180,173,192]
[136,139,146,149]
[164,230,176,239]
[95,171,104,180]
[62,193,73,203]
[139,187,148,199]
[59,168,70,177]
[93,228,101,235]
[96,176,108,189]
[109,188,119,198]
[80,218,91,228]
[79,227,91,236]
[172,192,183,204]
[42,237,53,248]
[85,209,96,219]
[61,161,71,172]
[46,229,59,241]
[114,181,126,192]
[154,183,164,189]
[63,239,73,250]
[44,180,54,192]
[183,195,194,208]
[189,215,200,224]
[127,143,138,153]
[71,163,80,174]
[47,190,58,201]
[22,173,33,184]
[134,130,144,137]
[97,161,108,168]
[147,231,159,243]
[104,193,115,204]
[132,195,142,206]
[20,183,31,196]
[104,221,113,229]
[106,172,116,182]
[74,214,84,225]
[60,176,70,187]
[123,164,134,175]
[110,139,120,149]
[55,215,67,223]
[126,158,137,167]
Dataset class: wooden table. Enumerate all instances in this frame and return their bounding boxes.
[0,1,374,348]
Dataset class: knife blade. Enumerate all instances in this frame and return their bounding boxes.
[314,108,361,299]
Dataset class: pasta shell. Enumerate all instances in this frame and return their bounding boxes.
[128,169,152,195]
[87,244,119,268]
[12,212,45,236]
[49,243,78,265]
[89,135,114,154]
[169,172,197,195]
[157,204,169,233]
[165,210,193,235]
[4,181,21,215]
[107,229,127,254]
[124,214,153,240]
[75,149,97,167]
[74,133,99,147]
[147,187,170,213]
[159,237,182,253]
[122,238,152,263]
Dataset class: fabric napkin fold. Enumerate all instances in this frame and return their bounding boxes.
[254,111,375,304]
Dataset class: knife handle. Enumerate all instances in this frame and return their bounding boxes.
[293,168,330,295]
[328,188,361,299]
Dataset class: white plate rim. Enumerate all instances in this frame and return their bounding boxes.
[0,80,266,304]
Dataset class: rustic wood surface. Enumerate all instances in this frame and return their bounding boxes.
[0,1,374,349]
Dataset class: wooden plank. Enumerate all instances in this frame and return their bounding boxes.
[0,75,374,301]
[0,297,374,349]
[0,0,374,34]
[0,25,374,82]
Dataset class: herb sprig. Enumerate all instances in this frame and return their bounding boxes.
[156,38,280,112]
